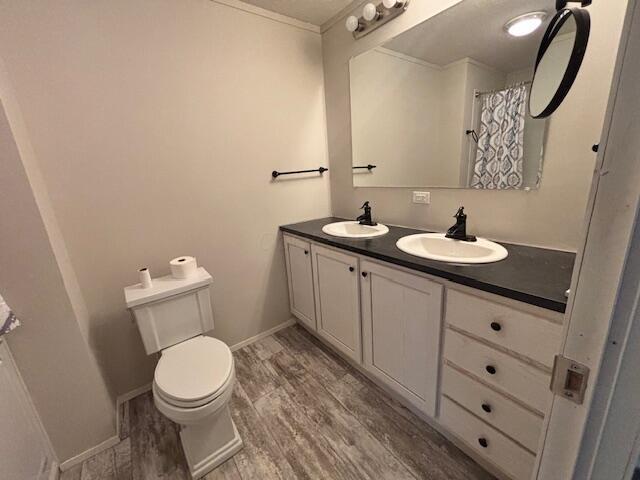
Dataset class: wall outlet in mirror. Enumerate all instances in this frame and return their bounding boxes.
[412,191,431,204]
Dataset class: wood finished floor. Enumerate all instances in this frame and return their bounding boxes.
[61,324,495,480]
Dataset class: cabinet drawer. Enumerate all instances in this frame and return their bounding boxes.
[441,396,535,480]
[446,289,562,368]
[442,365,542,452]
[444,329,551,414]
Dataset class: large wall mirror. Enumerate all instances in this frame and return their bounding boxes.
[350,0,559,190]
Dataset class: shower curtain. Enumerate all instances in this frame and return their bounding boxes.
[470,84,527,189]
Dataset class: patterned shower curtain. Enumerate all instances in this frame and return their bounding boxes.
[0,294,20,336]
[470,84,527,189]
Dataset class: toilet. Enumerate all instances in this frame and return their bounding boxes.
[124,267,242,479]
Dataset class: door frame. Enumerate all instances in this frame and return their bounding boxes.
[535,0,640,478]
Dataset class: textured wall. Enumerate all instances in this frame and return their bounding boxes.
[0,98,116,461]
[0,0,332,400]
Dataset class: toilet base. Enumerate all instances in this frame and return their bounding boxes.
[179,404,243,479]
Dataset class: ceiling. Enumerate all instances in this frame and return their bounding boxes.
[238,0,358,26]
[383,0,556,73]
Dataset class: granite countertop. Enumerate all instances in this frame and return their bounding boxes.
[281,217,575,313]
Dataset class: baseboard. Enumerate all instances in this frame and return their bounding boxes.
[58,319,296,473]
[58,435,120,472]
[113,318,296,412]
[117,382,152,406]
[229,318,296,352]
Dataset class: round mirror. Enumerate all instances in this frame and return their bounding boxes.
[529,8,591,118]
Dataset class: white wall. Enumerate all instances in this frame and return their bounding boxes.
[351,51,489,188]
[351,49,443,186]
[439,59,469,185]
[323,0,628,250]
[0,0,331,403]
[0,99,116,462]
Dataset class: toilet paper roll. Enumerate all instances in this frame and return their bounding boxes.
[139,267,153,289]
[170,256,198,279]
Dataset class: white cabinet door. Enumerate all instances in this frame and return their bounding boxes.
[0,339,54,480]
[360,260,443,417]
[283,235,316,330]
[311,244,361,363]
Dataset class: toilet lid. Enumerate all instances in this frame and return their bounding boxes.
[154,336,233,405]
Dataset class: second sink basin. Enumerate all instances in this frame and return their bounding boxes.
[396,233,508,264]
[322,221,389,239]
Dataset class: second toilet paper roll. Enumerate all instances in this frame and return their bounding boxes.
[139,267,153,289]
[170,256,198,279]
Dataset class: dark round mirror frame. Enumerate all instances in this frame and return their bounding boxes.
[529,7,591,119]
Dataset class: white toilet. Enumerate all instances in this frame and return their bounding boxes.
[124,267,242,479]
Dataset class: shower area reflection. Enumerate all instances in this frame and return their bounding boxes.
[467,81,548,190]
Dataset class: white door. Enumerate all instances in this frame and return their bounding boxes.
[0,339,55,480]
[360,260,443,417]
[536,2,640,478]
[311,244,361,362]
[283,235,316,330]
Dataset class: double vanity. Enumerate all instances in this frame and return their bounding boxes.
[280,217,574,480]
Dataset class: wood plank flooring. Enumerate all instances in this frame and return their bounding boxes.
[61,324,494,480]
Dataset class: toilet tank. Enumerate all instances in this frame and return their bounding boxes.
[124,267,214,355]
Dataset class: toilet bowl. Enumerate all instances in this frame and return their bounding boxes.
[124,268,243,479]
[152,336,242,477]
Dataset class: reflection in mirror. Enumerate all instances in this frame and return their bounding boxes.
[350,0,556,190]
[529,7,590,119]
[530,14,578,116]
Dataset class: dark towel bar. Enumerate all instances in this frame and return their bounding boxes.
[353,164,377,171]
[272,167,328,178]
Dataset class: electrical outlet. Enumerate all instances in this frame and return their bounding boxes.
[412,191,431,204]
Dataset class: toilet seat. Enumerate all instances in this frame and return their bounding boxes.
[154,335,233,408]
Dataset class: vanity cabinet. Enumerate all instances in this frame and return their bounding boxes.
[283,235,316,330]
[360,260,442,417]
[282,231,565,480]
[310,244,362,363]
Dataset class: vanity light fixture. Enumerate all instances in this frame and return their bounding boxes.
[504,11,547,37]
[345,0,410,39]
[345,15,364,33]
[362,3,381,22]
[382,0,406,8]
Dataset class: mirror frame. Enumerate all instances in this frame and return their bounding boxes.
[530,8,591,119]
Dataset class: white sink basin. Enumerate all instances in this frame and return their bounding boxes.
[322,221,389,239]
[396,233,508,264]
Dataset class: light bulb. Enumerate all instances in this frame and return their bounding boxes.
[383,0,400,8]
[345,15,361,32]
[363,3,380,22]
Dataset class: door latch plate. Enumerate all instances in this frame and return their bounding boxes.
[550,355,590,404]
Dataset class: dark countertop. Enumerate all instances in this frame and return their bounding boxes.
[281,217,575,313]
